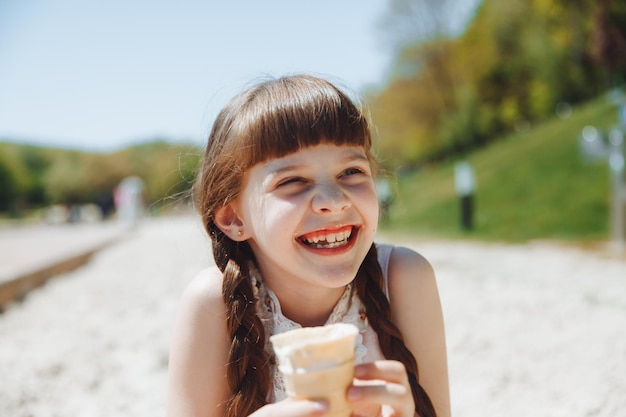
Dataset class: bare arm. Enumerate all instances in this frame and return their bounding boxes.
[167,267,230,417]
[388,246,451,417]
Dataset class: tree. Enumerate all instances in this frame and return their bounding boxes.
[372,0,483,166]
[42,152,89,205]
[370,0,625,169]
[589,0,626,86]
[0,153,21,212]
[377,0,479,46]
[0,144,32,213]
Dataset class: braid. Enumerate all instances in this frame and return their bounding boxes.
[214,232,270,417]
[355,245,437,417]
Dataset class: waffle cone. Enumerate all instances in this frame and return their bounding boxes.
[270,323,359,417]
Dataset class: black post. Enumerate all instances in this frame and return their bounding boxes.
[460,194,474,230]
[455,161,476,231]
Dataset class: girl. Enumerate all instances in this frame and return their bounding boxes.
[167,75,450,417]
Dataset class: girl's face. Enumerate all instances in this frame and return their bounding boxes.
[236,143,379,292]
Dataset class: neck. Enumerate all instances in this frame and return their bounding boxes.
[272,284,346,327]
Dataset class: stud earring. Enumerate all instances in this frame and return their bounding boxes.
[237,229,243,237]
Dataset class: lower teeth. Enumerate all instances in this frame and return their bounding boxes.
[310,240,346,249]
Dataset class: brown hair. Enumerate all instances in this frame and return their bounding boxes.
[193,74,436,417]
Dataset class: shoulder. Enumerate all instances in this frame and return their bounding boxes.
[167,266,230,417]
[169,265,228,375]
[386,245,436,301]
[179,265,226,314]
[170,265,228,350]
[384,244,439,330]
[172,265,228,328]
[383,244,441,325]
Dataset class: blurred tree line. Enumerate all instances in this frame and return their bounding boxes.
[0,140,200,217]
[3,0,625,217]
[369,0,626,169]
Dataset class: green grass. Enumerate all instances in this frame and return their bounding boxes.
[384,95,619,243]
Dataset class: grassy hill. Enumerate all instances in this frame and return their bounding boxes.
[384,95,621,243]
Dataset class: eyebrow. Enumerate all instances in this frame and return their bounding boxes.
[266,151,369,176]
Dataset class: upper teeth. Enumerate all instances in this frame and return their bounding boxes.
[303,228,352,247]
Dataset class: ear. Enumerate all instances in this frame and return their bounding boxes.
[214,203,248,241]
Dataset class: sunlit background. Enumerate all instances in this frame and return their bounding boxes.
[1,0,625,244]
[0,0,477,151]
[1,1,625,416]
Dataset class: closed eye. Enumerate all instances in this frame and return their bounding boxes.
[277,177,307,187]
[340,167,366,178]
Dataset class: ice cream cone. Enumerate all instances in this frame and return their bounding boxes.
[270,323,359,417]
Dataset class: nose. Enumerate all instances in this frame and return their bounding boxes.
[311,183,351,213]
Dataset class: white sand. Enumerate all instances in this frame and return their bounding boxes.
[0,216,624,417]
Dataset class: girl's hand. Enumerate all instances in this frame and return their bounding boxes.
[347,361,415,417]
[250,398,329,417]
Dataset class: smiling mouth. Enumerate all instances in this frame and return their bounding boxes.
[298,226,356,249]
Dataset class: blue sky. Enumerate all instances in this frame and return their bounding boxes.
[0,1,476,152]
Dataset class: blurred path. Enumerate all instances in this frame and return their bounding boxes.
[0,216,624,417]
[0,221,129,309]
[0,215,212,416]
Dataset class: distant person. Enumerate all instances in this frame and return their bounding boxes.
[113,176,144,227]
[95,192,115,219]
[167,75,450,417]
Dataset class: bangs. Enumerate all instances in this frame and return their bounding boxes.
[229,75,371,169]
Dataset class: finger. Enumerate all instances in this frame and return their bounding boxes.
[253,399,329,417]
[347,383,413,415]
[354,360,409,384]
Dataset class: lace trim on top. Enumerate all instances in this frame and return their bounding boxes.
[250,264,369,402]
